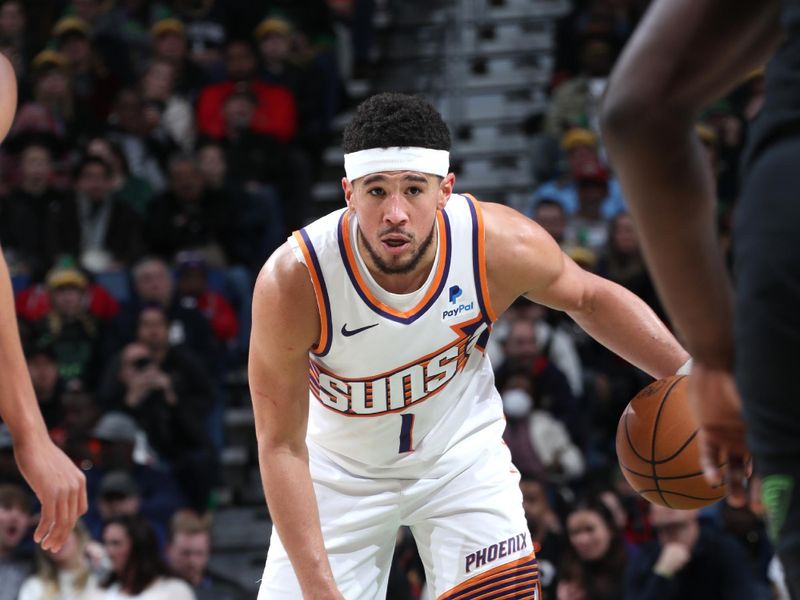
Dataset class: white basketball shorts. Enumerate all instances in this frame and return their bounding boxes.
[258,437,540,599]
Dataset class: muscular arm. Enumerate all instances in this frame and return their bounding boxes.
[249,243,341,598]
[485,202,688,378]
[601,0,781,368]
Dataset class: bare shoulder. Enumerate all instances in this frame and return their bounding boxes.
[480,201,565,312]
[252,242,320,353]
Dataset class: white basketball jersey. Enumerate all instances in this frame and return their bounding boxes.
[288,194,505,474]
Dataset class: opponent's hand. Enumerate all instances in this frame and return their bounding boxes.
[687,363,749,507]
[14,436,87,552]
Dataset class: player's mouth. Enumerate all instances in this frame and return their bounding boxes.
[381,235,411,255]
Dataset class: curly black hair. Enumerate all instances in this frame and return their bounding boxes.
[343,92,451,153]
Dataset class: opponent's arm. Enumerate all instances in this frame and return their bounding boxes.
[601,0,781,369]
[484,202,688,378]
[249,243,343,599]
[0,248,87,551]
[0,54,86,552]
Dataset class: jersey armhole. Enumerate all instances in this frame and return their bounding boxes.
[463,194,498,323]
[290,230,332,356]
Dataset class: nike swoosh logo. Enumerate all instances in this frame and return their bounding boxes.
[341,323,379,337]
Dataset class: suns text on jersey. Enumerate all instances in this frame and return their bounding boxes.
[309,322,489,416]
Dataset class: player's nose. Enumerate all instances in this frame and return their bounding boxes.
[383,192,409,224]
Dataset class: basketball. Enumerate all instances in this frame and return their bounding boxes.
[615,375,728,509]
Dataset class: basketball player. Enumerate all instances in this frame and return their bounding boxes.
[600,0,800,595]
[0,53,86,552]
[249,93,689,599]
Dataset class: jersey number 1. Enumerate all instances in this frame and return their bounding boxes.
[399,413,415,453]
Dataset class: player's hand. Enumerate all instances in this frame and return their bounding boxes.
[654,542,691,576]
[14,436,87,552]
[687,363,749,507]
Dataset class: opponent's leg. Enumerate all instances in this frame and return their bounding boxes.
[406,441,539,599]
[258,448,401,600]
[736,135,800,599]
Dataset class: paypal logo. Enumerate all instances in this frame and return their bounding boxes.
[443,285,474,319]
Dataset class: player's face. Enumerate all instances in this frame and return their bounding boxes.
[343,171,454,277]
[567,509,612,562]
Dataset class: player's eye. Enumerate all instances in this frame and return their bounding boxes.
[407,186,422,195]
[367,187,385,196]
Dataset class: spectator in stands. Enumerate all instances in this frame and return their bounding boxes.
[521,475,564,599]
[141,60,195,152]
[166,511,247,600]
[0,137,69,278]
[98,306,217,512]
[144,153,235,265]
[84,411,186,540]
[528,128,625,221]
[216,81,311,231]
[27,266,102,385]
[254,16,330,171]
[56,384,100,467]
[107,87,176,193]
[86,135,155,216]
[107,257,216,368]
[624,504,757,600]
[0,426,25,487]
[196,37,297,143]
[559,497,627,600]
[596,213,663,320]
[50,156,145,272]
[150,17,208,100]
[101,513,195,599]
[500,366,585,483]
[564,157,613,252]
[93,470,167,547]
[196,140,284,271]
[18,520,104,600]
[169,0,227,77]
[545,36,614,138]
[12,50,82,146]
[51,16,123,129]
[25,340,64,429]
[495,317,580,440]
[174,252,238,348]
[0,1,29,79]
[0,483,34,600]
[532,198,569,246]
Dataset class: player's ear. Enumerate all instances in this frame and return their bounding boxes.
[342,177,354,208]
[438,173,455,209]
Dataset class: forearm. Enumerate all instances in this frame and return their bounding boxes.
[259,442,337,597]
[604,114,734,368]
[0,251,48,443]
[568,275,689,378]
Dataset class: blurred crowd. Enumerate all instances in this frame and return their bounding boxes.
[0,0,377,598]
[0,0,785,599]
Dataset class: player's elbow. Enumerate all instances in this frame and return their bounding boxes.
[600,89,658,145]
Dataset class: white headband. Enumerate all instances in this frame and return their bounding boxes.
[344,146,450,181]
